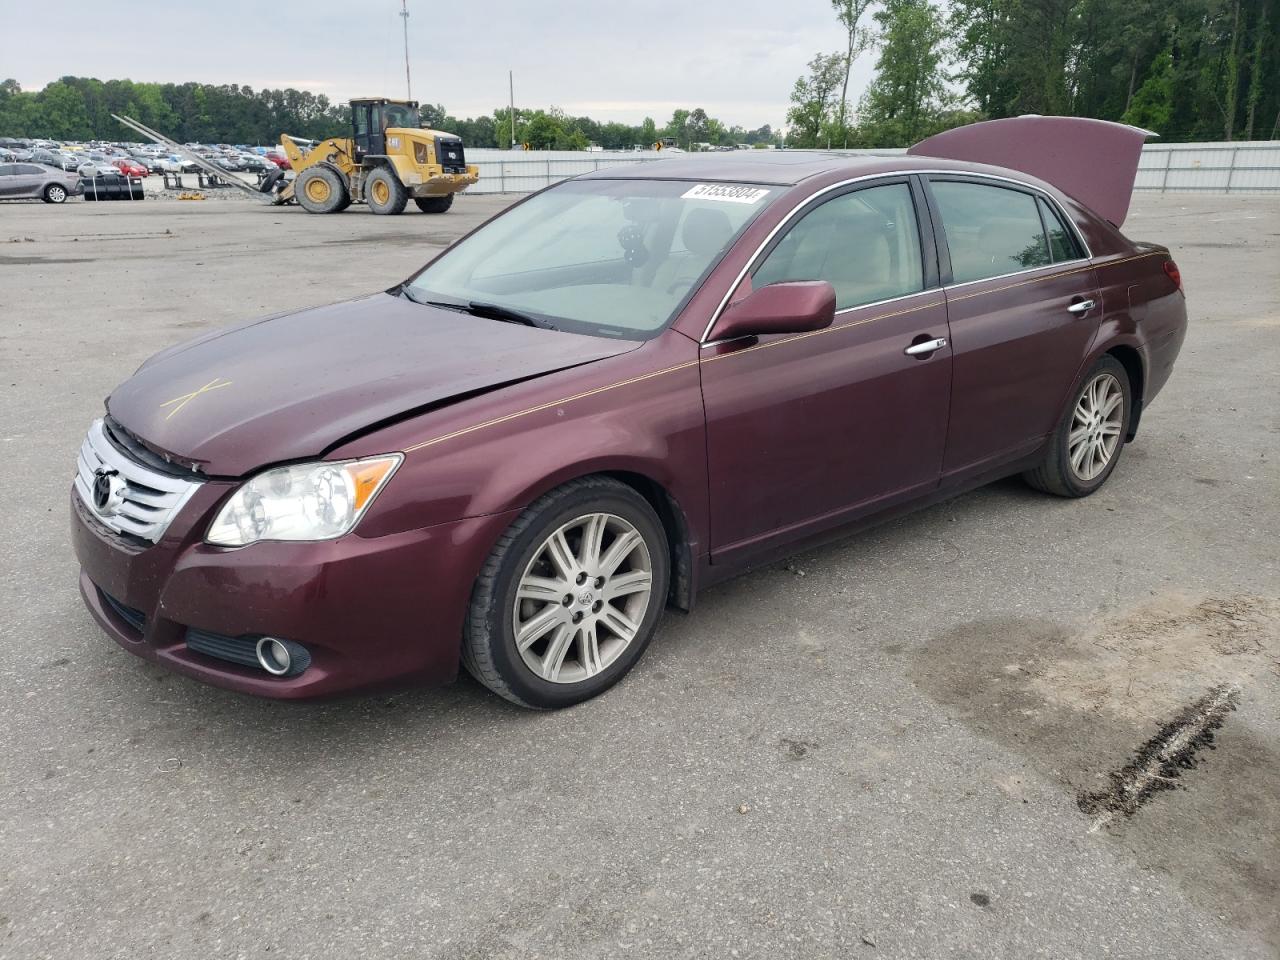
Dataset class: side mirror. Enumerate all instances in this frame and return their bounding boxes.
[711,281,836,342]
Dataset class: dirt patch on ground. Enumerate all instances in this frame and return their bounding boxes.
[910,594,1280,947]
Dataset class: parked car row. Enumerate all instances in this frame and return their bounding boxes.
[0,136,292,179]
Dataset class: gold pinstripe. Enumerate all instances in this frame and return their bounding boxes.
[401,251,1164,455]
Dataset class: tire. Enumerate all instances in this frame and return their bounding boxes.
[365,167,408,215]
[258,168,284,194]
[462,477,670,709]
[294,165,347,214]
[43,183,68,204]
[413,194,453,213]
[1024,355,1131,497]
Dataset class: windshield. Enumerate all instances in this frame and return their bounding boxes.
[405,178,776,339]
[384,103,420,128]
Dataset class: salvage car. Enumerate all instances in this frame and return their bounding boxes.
[71,117,1186,707]
[0,162,82,202]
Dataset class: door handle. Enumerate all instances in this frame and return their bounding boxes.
[1067,298,1096,315]
[904,337,947,357]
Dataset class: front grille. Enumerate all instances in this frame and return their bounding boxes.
[186,628,259,669]
[74,418,201,543]
[435,136,466,174]
[103,591,146,633]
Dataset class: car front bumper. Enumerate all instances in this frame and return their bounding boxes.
[71,486,516,699]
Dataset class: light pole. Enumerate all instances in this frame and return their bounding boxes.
[509,70,516,149]
[400,0,412,101]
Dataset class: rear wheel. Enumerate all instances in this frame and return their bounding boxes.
[43,183,68,204]
[1024,355,1131,497]
[365,167,408,215]
[294,165,347,214]
[413,194,454,213]
[462,477,670,709]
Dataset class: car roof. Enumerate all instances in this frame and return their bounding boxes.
[575,151,1068,202]
[577,151,891,186]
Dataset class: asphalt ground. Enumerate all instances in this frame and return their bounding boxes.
[1,191,1277,960]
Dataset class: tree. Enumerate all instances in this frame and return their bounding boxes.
[419,103,448,128]
[858,0,954,146]
[664,108,691,148]
[1122,48,1176,131]
[687,107,710,145]
[786,53,845,147]
[832,0,876,146]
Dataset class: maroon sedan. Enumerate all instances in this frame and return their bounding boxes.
[71,117,1186,708]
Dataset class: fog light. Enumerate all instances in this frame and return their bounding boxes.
[256,636,292,676]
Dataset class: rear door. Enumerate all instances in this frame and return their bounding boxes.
[0,164,17,198]
[701,177,952,559]
[925,176,1101,478]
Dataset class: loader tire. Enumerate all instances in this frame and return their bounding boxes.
[295,165,347,214]
[413,194,454,213]
[366,167,408,215]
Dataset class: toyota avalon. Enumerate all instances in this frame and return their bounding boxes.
[70,117,1187,708]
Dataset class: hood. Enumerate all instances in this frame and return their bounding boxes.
[108,293,637,476]
[908,116,1154,227]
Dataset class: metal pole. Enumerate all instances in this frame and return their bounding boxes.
[400,0,412,101]
[509,71,516,149]
[1160,149,1172,193]
[1225,146,1238,194]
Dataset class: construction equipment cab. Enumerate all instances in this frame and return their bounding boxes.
[280,98,479,215]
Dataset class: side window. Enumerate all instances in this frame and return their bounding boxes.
[931,181,1051,283]
[1037,196,1084,262]
[753,182,924,310]
[0,165,15,177]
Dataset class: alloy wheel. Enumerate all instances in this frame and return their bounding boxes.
[1068,372,1123,481]
[48,185,66,202]
[513,512,654,684]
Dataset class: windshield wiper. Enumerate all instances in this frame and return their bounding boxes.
[466,301,554,329]
[401,289,556,330]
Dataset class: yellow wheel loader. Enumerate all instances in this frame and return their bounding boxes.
[272,98,479,214]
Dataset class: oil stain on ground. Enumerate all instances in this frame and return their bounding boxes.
[909,594,1280,948]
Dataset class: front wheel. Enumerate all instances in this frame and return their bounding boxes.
[365,167,408,215]
[463,477,670,709]
[43,184,68,204]
[1024,355,1131,497]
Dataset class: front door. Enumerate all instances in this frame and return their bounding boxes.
[925,177,1102,477]
[701,178,952,559]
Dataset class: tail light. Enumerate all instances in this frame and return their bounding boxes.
[1163,260,1183,293]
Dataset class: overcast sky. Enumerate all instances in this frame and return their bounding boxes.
[2,0,877,129]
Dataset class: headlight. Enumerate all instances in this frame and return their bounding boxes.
[206,455,402,547]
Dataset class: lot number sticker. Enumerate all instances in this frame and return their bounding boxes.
[681,184,771,204]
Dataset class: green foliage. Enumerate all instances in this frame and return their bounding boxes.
[0,79,780,153]
[857,0,954,146]
[795,0,1279,146]
[1122,49,1176,131]
[787,53,847,147]
[0,76,347,143]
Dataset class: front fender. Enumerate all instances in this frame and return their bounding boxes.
[335,336,710,549]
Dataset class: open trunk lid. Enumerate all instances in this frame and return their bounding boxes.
[908,116,1154,227]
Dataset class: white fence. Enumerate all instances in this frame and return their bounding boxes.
[1134,142,1280,193]
[466,149,665,194]
[466,142,1280,196]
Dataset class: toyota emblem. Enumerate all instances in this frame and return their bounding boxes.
[92,468,126,517]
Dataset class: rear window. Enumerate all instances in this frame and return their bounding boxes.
[1037,196,1084,262]
[931,180,1051,283]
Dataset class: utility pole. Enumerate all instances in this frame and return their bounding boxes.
[400,0,412,101]
[509,70,516,149]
